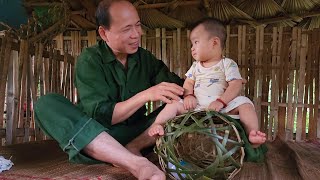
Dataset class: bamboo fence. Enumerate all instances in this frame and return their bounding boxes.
[0,32,75,145]
[0,26,319,145]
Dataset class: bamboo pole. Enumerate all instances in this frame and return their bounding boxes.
[296,33,307,141]
[269,27,278,140]
[161,28,168,67]
[177,28,181,77]
[5,50,18,145]
[302,31,311,140]
[0,36,11,128]
[226,25,230,57]
[277,28,289,139]
[172,30,177,73]
[254,26,264,129]
[286,27,297,141]
[87,30,97,47]
[308,30,318,140]
[186,30,192,68]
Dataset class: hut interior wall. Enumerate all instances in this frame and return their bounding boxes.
[1,26,319,145]
[0,33,75,146]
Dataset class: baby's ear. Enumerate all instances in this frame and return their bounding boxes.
[211,36,220,47]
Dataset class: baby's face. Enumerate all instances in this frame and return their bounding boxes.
[190,25,215,62]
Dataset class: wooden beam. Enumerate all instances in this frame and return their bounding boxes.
[24,2,62,7]
[71,14,96,29]
[136,1,199,9]
[0,39,74,64]
[79,0,96,23]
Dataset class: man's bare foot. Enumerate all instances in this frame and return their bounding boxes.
[148,124,164,136]
[249,130,266,148]
[130,157,166,180]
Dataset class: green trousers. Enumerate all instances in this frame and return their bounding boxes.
[34,93,160,164]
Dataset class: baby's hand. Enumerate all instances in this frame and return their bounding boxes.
[208,101,224,111]
[183,95,197,110]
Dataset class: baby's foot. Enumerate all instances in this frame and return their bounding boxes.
[148,124,164,137]
[249,130,266,148]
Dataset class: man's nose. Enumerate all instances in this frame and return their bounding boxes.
[131,27,141,38]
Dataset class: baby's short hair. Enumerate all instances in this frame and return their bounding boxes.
[191,18,226,48]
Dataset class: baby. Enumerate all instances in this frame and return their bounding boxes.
[148,18,266,147]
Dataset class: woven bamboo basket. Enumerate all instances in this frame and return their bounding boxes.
[155,111,245,179]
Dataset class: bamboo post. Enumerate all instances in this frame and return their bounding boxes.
[301,31,311,140]
[286,27,297,141]
[177,28,181,77]
[172,30,177,73]
[317,29,320,139]
[87,30,97,47]
[186,30,192,68]
[296,33,307,141]
[0,36,12,128]
[254,26,264,129]
[226,25,230,57]
[5,49,18,145]
[161,28,168,67]
[308,30,318,140]
[269,27,278,140]
[277,27,288,138]
[156,28,161,108]
[24,47,32,142]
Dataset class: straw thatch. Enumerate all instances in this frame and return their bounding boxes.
[21,0,320,31]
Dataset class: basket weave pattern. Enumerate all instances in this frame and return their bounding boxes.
[155,111,245,179]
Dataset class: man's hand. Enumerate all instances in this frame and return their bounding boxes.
[144,82,184,104]
[183,95,197,110]
[207,100,224,111]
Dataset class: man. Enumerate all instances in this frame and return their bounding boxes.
[34,0,184,179]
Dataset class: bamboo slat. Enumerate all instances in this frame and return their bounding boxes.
[172,31,177,73]
[286,27,297,141]
[316,29,320,139]
[254,26,264,129]
[186,30,192,68]
[302,31,311,140]
[296,33,307,141]
[277,28,289,138]
[308,30,318,140]
[5,50,18,145]
[177,28,181,77]
[87,30,97,47]
[0,36,12,128]
[161,28,167,67]
[225,25,230,57]
[269,27,278,140]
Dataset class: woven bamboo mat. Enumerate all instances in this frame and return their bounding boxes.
[1,138,320,179]
[0,140,137,179]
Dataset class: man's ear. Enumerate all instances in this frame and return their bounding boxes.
[98,26,109,42]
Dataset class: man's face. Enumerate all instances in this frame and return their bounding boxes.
[105,2,142,55]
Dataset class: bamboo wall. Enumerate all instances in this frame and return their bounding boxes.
[0,32,75,145]
[1,26,319,145]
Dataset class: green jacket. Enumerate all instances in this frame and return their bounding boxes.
[75,40,183,129]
